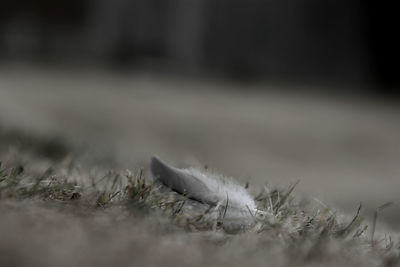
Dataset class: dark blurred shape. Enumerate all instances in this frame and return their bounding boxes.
[0,127,69,160]
[0,0,398,92]
[364,1,399,93]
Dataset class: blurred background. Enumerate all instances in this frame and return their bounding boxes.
[0,0,399,90]
[0,1,399,229]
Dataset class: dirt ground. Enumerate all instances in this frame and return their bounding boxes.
[1,66,399,232]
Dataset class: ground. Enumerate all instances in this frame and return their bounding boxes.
[0,67,399,266]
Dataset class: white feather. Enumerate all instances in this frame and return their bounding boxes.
[181,168,256,213]
[150,156,257,221]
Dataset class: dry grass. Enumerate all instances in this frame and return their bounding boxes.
[0,127,399,267]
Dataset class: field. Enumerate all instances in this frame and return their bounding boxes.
[0,68,399,266]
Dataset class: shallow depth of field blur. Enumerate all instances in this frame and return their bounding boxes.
[0,1,399,266]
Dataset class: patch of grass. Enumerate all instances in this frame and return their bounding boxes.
[1,158,399,266]
[0,128,399,266]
